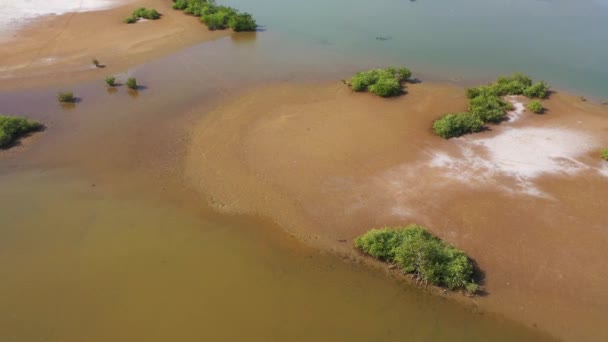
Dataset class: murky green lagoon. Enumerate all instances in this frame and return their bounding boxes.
[225,0,608,98]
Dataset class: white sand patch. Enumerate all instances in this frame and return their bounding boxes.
[0,0,129,39]
[505,96,526,122]
[428,127,605,196]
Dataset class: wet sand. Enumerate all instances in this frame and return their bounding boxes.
[0,0,229,90]
[185,81,608,341]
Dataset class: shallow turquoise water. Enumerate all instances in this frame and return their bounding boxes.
[224,0,608,98]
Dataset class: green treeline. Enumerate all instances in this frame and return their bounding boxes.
[172,0,257,32]
[0,115,42,148]
[355,225,479,294]
[434,73,550,139]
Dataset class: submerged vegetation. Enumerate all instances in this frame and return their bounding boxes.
[355,225,479,293]
[434,73,550,138]
[601,148,608,161]
[0,115,42,148]
[172,0,257,32]
[125,7,161,23]
[348,67,412,97]
[57,92,76,103]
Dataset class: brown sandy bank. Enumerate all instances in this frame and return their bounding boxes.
[184,81,608,341]
[0,0,229,90]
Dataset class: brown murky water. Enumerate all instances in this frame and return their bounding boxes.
[0,168,555,342]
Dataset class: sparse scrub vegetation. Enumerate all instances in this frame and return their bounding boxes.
[601,148,608,161]
[57,92,76,103]
[0,115,43,148]
[172,0,257,32]
[348,67,412,97]
[528,100,543,113]
[435,73,551,138]
[125,7,161,23]
[126,77,138,90]
[104,76,116,87]
[355,225,479,293]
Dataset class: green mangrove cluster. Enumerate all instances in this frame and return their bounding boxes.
[433,73,550,139]
[0,115,42,148]
[125,7,161,24]
[172,0,257,32]
[355,225,479,293]
[348,67,412,97]
[601,148,608,161]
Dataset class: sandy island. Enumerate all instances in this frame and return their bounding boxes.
[185,81,608,342]
[0,0,229,90]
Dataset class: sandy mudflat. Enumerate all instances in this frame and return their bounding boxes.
[0,0,229,89]
[185,81,608,341]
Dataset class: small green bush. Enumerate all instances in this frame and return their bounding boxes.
[0,115,42,148]
[348,67,410,97]
[57,92,76,103]
[104,76,116,87]
[92,59,101,67]
[355,225,479,293]
[126,78,138,90]
[601,148,608,161]
[128,7,161,22]
[433,112,484,139]
[528,100,543,113]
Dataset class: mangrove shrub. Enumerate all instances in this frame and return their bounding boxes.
[348,67,411,97]
[432,112,483,139]
[601,148,608,161]
[528,100,543,113]
[126,77,138,90]
[125,7,161,23]
[57,92,76,103]
[0,115,42,148]
[105,76,116,87]
[172,0,257,32]
[355,225,479,293]
[437,73,551,139]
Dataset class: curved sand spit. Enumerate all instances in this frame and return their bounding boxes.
[185,82,608,342]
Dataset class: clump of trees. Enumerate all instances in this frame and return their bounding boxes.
[125,7,161,23]
[172,0,257,32]
[348,67,412,97]
[601,148,608,161]
[57,92,76,103]
[0,115,43,148]
[433,73,551,139]
[527,100,543,114]
[355,225,479,294]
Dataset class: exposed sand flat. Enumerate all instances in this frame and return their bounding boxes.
[0,0,229,90]
[0,0,129,38]
[185,82,608,341]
